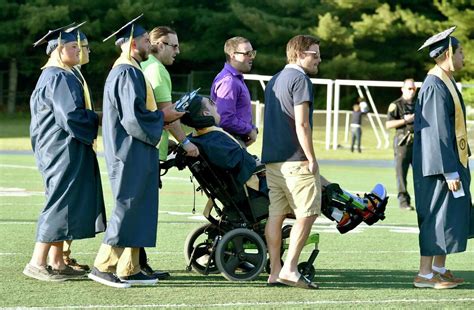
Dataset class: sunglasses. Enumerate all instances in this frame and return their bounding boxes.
[161,41,179,50]
[234,50,257,58]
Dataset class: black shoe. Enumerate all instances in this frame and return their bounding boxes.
[141,263,171,280]
[87,267,131,288]
[400,204,415,211]
[119,271,158,285]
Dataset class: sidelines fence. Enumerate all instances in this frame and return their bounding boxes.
[244,74,472,150]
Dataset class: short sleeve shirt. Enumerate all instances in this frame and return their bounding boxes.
[387,97,415,133]
[261,65,313,163]
[141,54,172,103]
[141,54,172,160]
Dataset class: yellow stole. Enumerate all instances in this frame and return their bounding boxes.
[42,57,97,151]
[194,126,241,144]
[112,53,157,112]
[193,126,260,191]
[428,65,469,168]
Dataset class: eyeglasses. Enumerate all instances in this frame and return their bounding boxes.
[161,41,179,50]
[303,50,320,58]
[234,50,257,58]
[81,44,90,51]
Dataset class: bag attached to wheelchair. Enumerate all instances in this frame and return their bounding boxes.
[322,183,388,234]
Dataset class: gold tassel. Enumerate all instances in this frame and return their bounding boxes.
[448,37,454,72]
[128,24,134,60]
[77,31,83,65]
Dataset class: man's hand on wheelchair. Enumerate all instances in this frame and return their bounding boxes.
[245,128,258,147]
[182,141,200,157]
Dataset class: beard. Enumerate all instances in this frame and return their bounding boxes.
[138,48,149,61]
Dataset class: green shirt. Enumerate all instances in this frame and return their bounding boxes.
[141,54,172,160]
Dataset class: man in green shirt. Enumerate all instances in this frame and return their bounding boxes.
[142,26,199,160]
[141,26,199,280]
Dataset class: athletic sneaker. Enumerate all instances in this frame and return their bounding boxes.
[23,263,68,282]
[119,271,159,285]
[434,270,464,284]
[141,263,171,280]
[413,274,458,289]
[87,267,131,288]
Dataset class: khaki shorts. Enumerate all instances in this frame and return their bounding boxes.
[266,161,321,219]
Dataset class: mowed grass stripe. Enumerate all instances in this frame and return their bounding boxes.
[1,153,473,308]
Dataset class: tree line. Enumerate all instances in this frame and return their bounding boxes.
[0,0,472,113]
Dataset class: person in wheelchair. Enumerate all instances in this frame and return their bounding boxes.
[177,94,388,283]
[179,94,265,193]
[178,95,388,232]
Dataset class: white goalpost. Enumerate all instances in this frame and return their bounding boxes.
[243,74,469,151]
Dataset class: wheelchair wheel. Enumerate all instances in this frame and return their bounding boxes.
[184,223,220,275]
[215,228,267,281]
[298,262,316,281]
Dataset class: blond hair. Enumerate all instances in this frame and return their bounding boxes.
[286,35,320,63]
[224,36,249,61]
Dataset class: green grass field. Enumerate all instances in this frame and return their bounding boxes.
[0,152,473,309]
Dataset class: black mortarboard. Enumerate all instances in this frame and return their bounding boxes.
[418,26,460,58]
[66,21,88,41]
[33,23,77,55]
[103,14,147,46]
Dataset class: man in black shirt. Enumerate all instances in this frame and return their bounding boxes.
[386,79,416,210]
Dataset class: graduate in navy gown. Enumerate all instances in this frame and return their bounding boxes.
[55,23,107,273]
[88,15,184,288]
[412,26,473,289]
[23,23,104,282]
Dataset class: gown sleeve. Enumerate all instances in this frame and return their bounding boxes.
[417,83,458,176]
[51,72,98,145]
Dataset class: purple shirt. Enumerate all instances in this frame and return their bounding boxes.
[210,63,254,135]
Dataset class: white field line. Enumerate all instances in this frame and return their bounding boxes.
[4,298,474,309]
[0,164,189,181]
[2,250,473,256]
[0,164,38,170]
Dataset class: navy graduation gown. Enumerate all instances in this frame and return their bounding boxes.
[189,131,256,185]
[30,66,104,242]
[102,64,164,247]
[413,74,473,256]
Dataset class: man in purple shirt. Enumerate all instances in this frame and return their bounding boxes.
[211,36,258,147]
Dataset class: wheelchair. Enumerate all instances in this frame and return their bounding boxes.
[161,147,320,281]
[161,147,388,281]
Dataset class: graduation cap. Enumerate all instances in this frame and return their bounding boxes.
[103,14,147,46]
[66,22,89,65]
[418,26,459,58]
[33,23,77,55]
[175,88,201,112]
[66,21,88,42]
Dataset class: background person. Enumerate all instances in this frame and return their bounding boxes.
[350,97,368,153]
[412,27,472,289]
[211,36,258,148]
[386,79,417,210]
